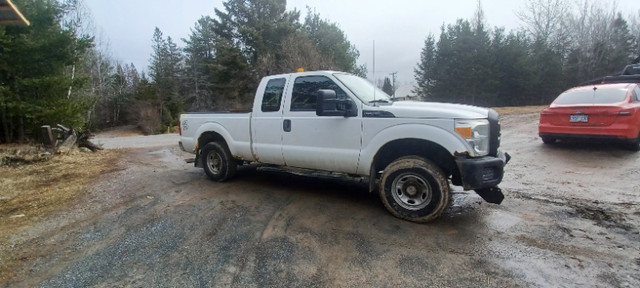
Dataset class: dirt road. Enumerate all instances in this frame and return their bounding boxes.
[2,113,639,287]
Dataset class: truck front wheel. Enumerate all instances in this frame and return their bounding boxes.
[202,142,237,182]
[379,156,450,223]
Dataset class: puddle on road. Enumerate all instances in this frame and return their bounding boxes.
[445,189,523,232]
[484,210,523,232]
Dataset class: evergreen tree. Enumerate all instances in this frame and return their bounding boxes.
[606,14,636,73]
[181,0,366,110]
[208,0,300,108]
[492,29,534,106]
[428,20,480,104]
[182,16,216,111]
[382,77,394,96]
[212,0,300,77]
[303,9,363,75]
[413,0,640,107]
[0,0,93,142]
[149,27,184,131]
[413,35,436,100]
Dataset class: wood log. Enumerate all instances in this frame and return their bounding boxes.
[57,134,77,154]
[78,139,103,152]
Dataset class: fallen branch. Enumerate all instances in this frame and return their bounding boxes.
[78,131,103,152]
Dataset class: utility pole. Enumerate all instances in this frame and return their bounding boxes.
[389,72,397,99]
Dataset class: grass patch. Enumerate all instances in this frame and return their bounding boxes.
[0,145,122,282]
[492,105,547,116]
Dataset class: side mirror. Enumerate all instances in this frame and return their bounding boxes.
[316,89,357,117]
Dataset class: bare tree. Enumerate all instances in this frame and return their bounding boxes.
[62,0,94,99]
[516,0,570,51]
[566,1,637,79]
[629,9,640,57]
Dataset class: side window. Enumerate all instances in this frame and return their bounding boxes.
[290,76,348,111]
[634,87,640,102]
[261,78,286,112]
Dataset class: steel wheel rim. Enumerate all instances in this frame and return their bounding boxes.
[207,151,222,174]
[391,172,432,210]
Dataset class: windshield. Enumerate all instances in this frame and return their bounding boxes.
[333,73,391,104]
[553,85,629,105]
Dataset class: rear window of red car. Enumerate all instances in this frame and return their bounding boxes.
[553,85,630,105]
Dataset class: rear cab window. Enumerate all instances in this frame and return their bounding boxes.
[261,78,286,112]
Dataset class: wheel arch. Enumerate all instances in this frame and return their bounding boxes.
[195,125,234,167]
[369,138,458,184]
[194,122,234,153]
[198,131,228,150]
[358,124,467,173]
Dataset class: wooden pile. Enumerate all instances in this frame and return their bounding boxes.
[40,125,103,154]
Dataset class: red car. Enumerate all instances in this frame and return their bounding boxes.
[538,82,640,151]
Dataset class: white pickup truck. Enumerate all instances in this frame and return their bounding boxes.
[179,71,510,222]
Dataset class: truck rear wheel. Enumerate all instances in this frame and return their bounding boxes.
[202,142,237,182]
[379,156,450,223]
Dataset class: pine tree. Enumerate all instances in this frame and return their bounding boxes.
[382,77,394,96]
[148,27,184,131]
[0,0,93,142]
[183,16,217,111]
[303,9,362,75]
[413,35,437,100]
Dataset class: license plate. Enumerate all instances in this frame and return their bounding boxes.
[570,114,588,122]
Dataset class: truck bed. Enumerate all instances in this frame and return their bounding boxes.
[179,112,253,161]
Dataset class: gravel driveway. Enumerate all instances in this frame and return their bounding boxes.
[2,114,639,287]
[93,133,179,149]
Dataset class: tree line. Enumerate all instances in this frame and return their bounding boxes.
[0,0,363,142]
[413,0,640,106]
[1,0,639,143]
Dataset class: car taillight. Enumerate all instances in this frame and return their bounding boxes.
[178,122,182,135]
[540,109,554,115]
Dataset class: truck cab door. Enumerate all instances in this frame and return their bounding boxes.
[250,76,289,165]
[281,74,362,174]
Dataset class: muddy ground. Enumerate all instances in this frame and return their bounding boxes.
[2,113,639,287]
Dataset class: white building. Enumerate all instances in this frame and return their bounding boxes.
[391,83,421,101]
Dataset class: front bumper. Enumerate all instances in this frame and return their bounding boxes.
[455,151,510,204]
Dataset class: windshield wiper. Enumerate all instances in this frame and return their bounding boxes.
[368,99,391,104]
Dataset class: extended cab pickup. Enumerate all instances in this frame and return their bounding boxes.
[179,71,510,222]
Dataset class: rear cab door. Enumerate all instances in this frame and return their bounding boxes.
[250,75,291,165]
[280,72,363,173]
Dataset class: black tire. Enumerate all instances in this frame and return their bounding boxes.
[541,136,556,144]
[379,156,450,223]
[201,142,237,181]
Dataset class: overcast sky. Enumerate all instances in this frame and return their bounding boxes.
[84,0,638,84]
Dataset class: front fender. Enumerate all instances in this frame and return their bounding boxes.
[357,123,469,175]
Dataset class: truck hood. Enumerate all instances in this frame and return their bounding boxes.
[378,101,489,119]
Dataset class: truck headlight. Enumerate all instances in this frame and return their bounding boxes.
[455,119,489,156]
